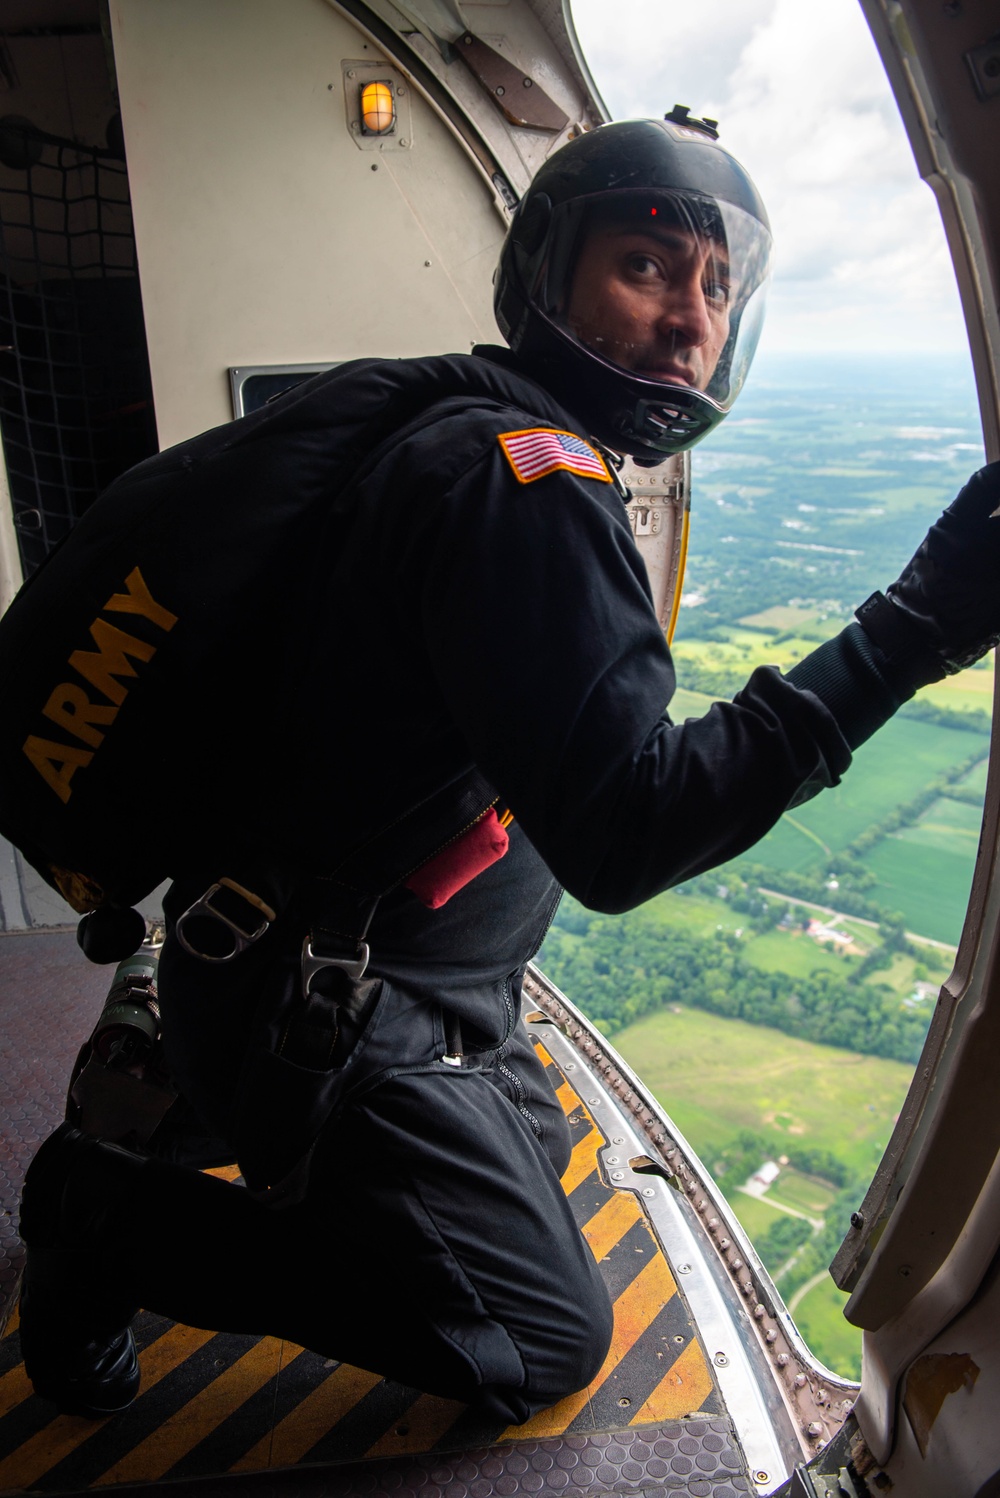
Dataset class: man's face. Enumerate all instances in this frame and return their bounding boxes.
[566,216,732,392]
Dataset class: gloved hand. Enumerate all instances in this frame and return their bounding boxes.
[855,460,1000,688]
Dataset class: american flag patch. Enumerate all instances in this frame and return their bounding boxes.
[497,428,612,485]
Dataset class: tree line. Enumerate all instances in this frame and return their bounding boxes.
[540,900,932,1064]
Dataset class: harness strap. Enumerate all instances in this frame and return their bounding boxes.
[172,764,499,965]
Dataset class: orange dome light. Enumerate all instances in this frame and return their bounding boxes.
[361,81,395,136]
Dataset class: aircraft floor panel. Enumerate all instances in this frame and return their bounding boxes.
[0,930,753,1497]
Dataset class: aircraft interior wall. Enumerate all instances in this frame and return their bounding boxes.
[105,0,507,449]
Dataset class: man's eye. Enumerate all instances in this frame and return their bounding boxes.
[704,279,731,307]
[626,254,661,278]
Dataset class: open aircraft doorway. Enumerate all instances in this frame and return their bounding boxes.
[0,2,996,1497]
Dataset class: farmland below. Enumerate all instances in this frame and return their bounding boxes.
[536,351,993,1380]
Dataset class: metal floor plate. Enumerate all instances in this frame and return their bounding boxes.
[0,929,753,1497]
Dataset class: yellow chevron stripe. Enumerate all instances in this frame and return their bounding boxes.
[555,1080,577,1114]
[499,1250,679,1439]
[582,1189,645,1265]
[0,1361,33,1421]
[364,1392,467,1458]
[0,1403,113,1493]
[0,1322,220,1490]
[231,1358,382,1471]
[629,1338,715,1424]
[95,1336,294,1485]
[137,1322,219,1389]
[560,1125,603,1196]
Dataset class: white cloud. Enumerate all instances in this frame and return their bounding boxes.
[569,0,970,353]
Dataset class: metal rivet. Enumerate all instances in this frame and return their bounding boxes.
[617,1396,631,1407]
[642,1188,654,1197]
[399,137,408,147]
[851,1211,865,1229]
[714,1352,729,1366]
[777,1354,789,1367]
[808,1422,824,1438]
[765,1328,778,1343]
[612,1171,624,1181]
[794,1373,807,1388]
[678,1263,692,1274]
[754,1476,769,1487]
[753,1304,765,1319]
[523,77,533,87]
[612,1137,625,1144]
[607,1157,619,1165]
[673,1335,685,1344]
[899,1264,912,1278]
[396,84,406,95]
[495,85,505,95]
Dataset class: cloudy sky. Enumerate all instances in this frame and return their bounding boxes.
[569,0,970,355]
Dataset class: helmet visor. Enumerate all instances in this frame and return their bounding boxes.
[525,190,772,412]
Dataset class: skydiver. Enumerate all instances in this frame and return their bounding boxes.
[7,116,1000,1425]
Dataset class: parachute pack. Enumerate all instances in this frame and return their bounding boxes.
[0,355,540,932]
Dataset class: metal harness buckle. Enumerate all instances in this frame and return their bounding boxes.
[300,935,370,1000]
[175,879,276,963]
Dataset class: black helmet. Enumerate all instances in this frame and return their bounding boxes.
[494,116,772,463]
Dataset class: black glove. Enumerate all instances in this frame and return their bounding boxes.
[855,460,1000,690]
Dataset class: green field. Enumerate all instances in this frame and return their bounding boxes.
[922,661,994,715]
[864,483,954,514]
[611,1005,912,1179]
[639,875,952,999]
[955,757,990,797]
[791,1278,861,1381]
[740,605,818,632]
[670,686,718,721]
[668,633,990,945]
[729,1193,785,1240]
[608,1006,886,1378]
[864,834,977,944]
[741,928,862,980]
[751,716,989,872]
[769,1169,838,1217]
[639,888,874,984]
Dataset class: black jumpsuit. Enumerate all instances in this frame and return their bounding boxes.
[27,349,908,1423]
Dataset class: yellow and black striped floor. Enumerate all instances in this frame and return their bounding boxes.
[0,1038,752,1495]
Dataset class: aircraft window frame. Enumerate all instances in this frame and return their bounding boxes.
[229,364,338,419]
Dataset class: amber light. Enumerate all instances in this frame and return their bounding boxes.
[361,81,395,135]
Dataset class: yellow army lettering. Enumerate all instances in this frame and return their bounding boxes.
[23,567,178,803]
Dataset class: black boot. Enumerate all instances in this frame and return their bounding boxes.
[19,1124,146,1417]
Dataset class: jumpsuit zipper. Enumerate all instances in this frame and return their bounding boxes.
[497,977,543,1139]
